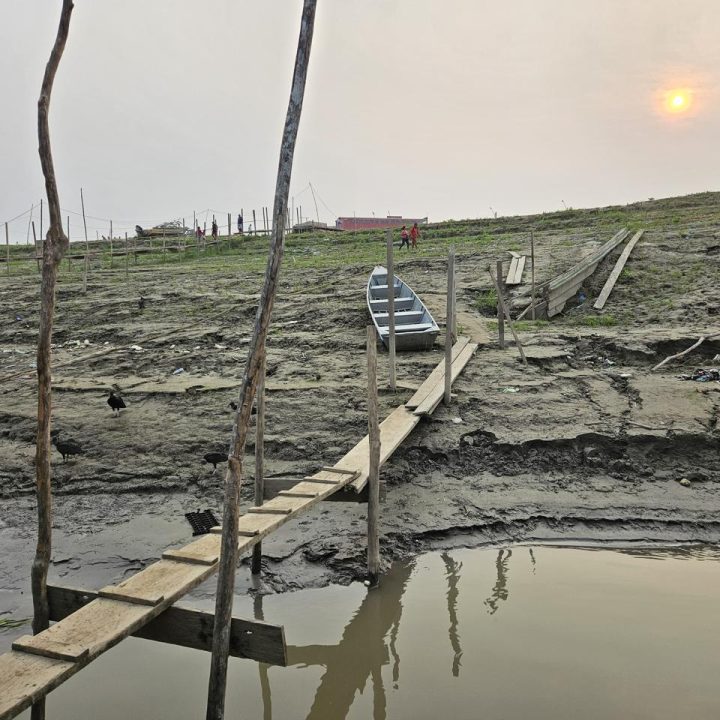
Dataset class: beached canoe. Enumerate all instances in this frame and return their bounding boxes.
[367,266,440,350]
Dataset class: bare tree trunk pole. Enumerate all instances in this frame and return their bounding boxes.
[251,352,266,575]
[81,187,88,293]
[206,2,317,717]
[367,326,381,586]
[386,230,396,391]
[444,248,455,405]
[32,4,74,720]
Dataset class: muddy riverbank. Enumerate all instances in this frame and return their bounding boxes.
[1,193,719,644]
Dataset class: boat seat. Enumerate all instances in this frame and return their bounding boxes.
[378,323,435,334]
[369,297,413,307]
[373,310,425,323]
[372,283,401,291]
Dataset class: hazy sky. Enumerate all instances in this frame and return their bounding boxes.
[1,0,719,242]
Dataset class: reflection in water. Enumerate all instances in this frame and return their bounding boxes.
[440,553,463,677]
[484,549,512,615]
[281,560,415,720]
[528,548,536,574]
[254,594,273,720]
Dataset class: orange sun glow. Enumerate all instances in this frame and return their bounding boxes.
[664,88,693,114]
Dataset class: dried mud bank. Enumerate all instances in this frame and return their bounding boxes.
[1,193,719,644]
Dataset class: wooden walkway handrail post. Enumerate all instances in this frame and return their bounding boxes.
[444,248,455,405]
[496,259,505,349]
[488,265,527,366]
[367,326,381,586]
[207,2,317,718]
[386,230,396,391]
[251,352,266,575]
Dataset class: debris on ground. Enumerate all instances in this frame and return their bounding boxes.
[678,368,720,382]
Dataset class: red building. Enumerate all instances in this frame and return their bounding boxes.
[335,215,428,231]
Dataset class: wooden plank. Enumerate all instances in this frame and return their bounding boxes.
[414,343,478,416]
[593,229,644,309]
[12,636,89,663]
[263,477,368,503]
[405,337,469,409]
[46,586,287,666]
[506,255,526,286]
[505,256,519,285]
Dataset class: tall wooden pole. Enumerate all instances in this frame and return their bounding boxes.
[32,5,74,720]
[32,221,40,272]
[80,187,88,293]
[66,215,70,271]
[207,2,317,717]
[109,220,113,268]
[489,265,528,366]
[452,258,457,343]
[444,248,455,405]
[251,353,266,575]
[496,259,505,349]
[40,198,43,248]
[5,222,9,275]
[386,230,396,391]
[530,229,536,321]
[253,209,257,236]
[125,231,129,278]
[367,325,381,586]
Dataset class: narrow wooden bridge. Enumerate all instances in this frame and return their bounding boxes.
[0,337,477,719]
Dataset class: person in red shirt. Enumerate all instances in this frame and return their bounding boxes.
[399,225,410,249]
[410,222,420,249]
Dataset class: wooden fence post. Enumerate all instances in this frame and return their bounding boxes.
[251,353,266,576]
[227,212,231,245]
[40,198,43,248]
[530,229,536,321]
[444,248,455,405]
[109,220,113,269]
[386,230,396,391]
[496,259,505,349]
[488,265,528,366]
[66,216,71,271]
[5,222,9,275]
[125,232,129,278]
[367,325,381,586]
[162,237,166,262]
[252,209,257,236]
[206,2,317,716]
[32,221,40,272]
[81,187,89,293]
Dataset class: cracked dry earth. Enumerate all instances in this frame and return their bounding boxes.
[1,209,719,651]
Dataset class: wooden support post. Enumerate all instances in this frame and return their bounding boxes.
[33,5,74,719]
[5,222,9,275]
[444,248,455,405]
[252,209,257,236]
[496,259,505,349]
[251,353,266,575]
[207,2,317,717]
[109,220,113,268]
[66,216,71,270]
[530,229,536,321]
[386,230,396,391]
[32,221,40,271]
[39,198,43,248]
[162,237,166,262]
[125,232,129,278]
[227,212,231,243]
[488,265,527,366]
[367,326,381,586]
[452,256,457,343]
[81,187,89,293]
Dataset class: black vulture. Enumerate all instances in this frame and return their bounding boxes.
[138,295,146,310]
[228,400,256,415]
[108,390,127,416]
[203,452,227,473]
[51,431,83,463]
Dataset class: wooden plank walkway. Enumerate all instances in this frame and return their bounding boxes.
[0,337,477,720]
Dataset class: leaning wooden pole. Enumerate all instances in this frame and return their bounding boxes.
[32,3,74,720]
[80,187,88,293]
[386,230,396,391]
[367,326,381,586]
[206,2,317,718]
[444,248,455,405]
[251,352,266,575]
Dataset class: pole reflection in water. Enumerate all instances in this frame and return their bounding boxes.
[484,548,512,615]
[440,552,463,677]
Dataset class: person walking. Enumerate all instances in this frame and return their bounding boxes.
[410,222,420,249]
[399,225,410,249]
[211,218,218,241]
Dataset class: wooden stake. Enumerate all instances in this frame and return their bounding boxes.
[207,2,317,716]
[33,5,74,719]
[40,198,43,247]
[125,232,129,278]
[530,229,536,321]
[488,265,527,366]
[251,353,266,576]
[367,326,381,586]
[80,187,89,293]
[253,209,257,236]
[5,222,9,275]
[66,216,70,271]
[162,237,166,262]
[444,248,455,405]
[32,221,40,272]
[227,212,231,244]
[386,230,396,391]
[452,257,457,343]
[496,259,505,349]
[109,220,113,269]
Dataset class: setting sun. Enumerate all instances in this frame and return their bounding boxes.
[664,88,693,114]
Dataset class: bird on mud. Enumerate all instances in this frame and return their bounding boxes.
[228,400,257,415]
[107,389,127,416]
[50,430,83,463]
[203,452,227,473]
[138,295,146,310]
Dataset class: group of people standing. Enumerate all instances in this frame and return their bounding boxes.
[399,222,420,250]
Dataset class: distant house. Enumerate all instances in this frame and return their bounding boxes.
[335,215,428,232]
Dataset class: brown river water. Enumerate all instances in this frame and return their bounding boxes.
[17,545,720,720]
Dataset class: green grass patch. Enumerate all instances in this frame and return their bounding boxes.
[581,314,617,327]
